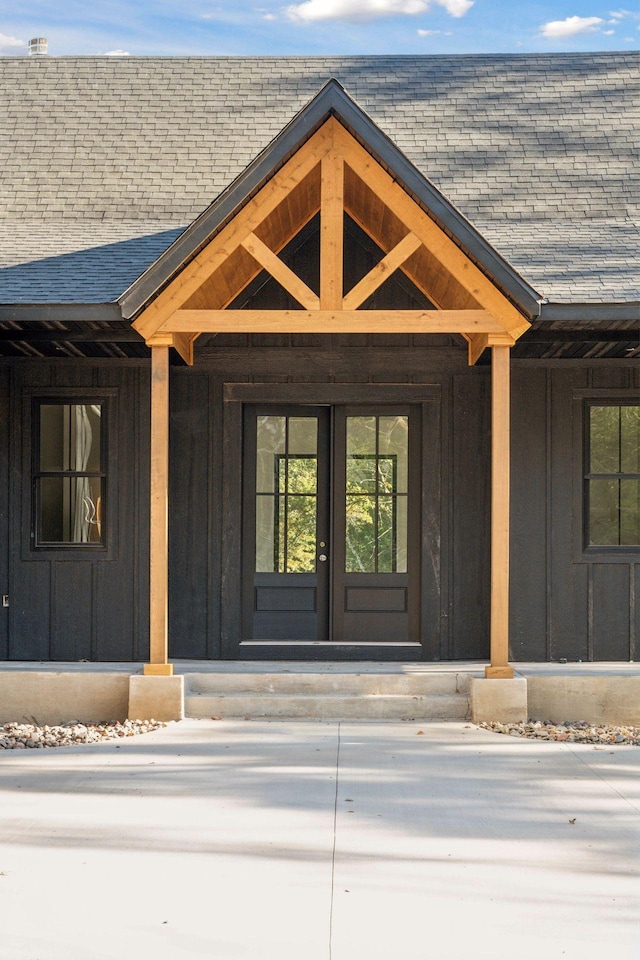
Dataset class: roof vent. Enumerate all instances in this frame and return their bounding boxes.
[29,38,48,56]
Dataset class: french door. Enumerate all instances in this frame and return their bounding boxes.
[242,404,420,643]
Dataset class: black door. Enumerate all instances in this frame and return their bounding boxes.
[242,405,420,643]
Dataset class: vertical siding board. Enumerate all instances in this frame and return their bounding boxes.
[10,363,52,659]
[420,399,442,659]
[632,565,639,662]
[549,368,590,660]
[0,365,9,658]
[168,370,210,658]
[207,375,223,658]
[135,365,150,661]
[51,561,93,660]
[510,368,548,660]
[450,370,491,659]
[592,563,631,660]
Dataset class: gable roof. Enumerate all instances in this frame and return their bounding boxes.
[0,53,637,318]
[123,77,537,326]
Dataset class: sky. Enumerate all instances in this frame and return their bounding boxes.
[0,0,638,56]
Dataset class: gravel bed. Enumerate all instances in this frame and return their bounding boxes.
[0,719,166,750]
[479,719,640,745]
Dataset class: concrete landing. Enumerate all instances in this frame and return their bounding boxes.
[0,719,638,960]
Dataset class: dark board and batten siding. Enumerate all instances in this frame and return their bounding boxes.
[3,361,150,662]
[0,347,638,662]
[510,363,640,662]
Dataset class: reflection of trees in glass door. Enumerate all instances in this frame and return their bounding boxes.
[242,405,419,643]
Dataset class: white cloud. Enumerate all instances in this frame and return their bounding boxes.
[609,8,639,19]
[540,15,604,39]
[603,29,615,34]
[417,27,451,35]
[104,49,130,55]
[0,32,25,53]
[287,0,473,24]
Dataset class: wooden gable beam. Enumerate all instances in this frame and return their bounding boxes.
[241,232,319,309]
[343,232,422,309]
[332,123,530,339]
[133,122,334,341]
[161,308,504,335]
[320,152,344,310]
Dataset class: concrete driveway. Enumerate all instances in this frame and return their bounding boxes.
[1,719,638,960]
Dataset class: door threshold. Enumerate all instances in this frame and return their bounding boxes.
[240,641,422,647]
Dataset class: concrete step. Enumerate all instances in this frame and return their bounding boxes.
[184,692,470,721]
[185,671,471,697]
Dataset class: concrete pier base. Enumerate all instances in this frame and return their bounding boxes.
[470,676,528,724]
[128,675,184,721]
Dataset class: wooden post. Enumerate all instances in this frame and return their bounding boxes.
[486,344,514,679]
[144,345,173,676]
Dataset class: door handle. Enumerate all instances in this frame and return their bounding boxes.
[318,554,327,562]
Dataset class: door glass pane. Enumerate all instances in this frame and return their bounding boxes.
[255,495,276,572]
[287,457,317,494]
[287,496,317,572]
[256,416,285,493]
[289,418,317,456]
[346,495,376,572]
[38,476,103,544]
[40,403,102,472]
[345,415,409,573]
[346,417,377,493]
[378,416,408,493]
[255,415,318,574]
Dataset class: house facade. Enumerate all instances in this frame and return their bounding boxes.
[0,53,638,674]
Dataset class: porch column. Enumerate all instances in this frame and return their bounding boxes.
[486,344,514,679]
[144,344,172,676]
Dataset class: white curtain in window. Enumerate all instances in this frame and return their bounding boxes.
[72,405,93,542]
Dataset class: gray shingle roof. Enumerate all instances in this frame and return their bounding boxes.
[0,53,637,305]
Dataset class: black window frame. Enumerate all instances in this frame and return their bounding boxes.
[23,388,118,561]
[582,399,640,556]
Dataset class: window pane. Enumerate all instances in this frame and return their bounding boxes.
[255,495,276,572]
[256,416,285,493]
[589,478,619,546]
[378,416,408,493]
[621,406,640,475]
[346,495,376,572]
[620,480,640,546]
[286,496,317,572]
[38,477,103,544]
[590,406,619,474]
[40,403,102,472]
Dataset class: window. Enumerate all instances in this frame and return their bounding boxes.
[585,403,640,547]
[33,401,106,547]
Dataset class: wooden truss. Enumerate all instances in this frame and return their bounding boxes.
[133,117,529,366]
[137,116,527,680]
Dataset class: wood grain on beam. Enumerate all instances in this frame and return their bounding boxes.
[146,345,170,670]
[159,308,503,335]
[172,332,196,366]
[133,123,332,339]
[334,124,529,338]
[241,232,320,309]
[320,152,344,310]
[486,344,513,678]
[343,232,422,309]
